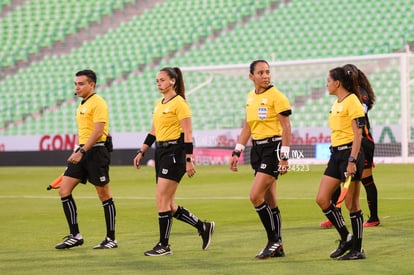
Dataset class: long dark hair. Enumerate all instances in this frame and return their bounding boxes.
[160,67,186,99]
[329,67,360,100]
[343,64,376,110]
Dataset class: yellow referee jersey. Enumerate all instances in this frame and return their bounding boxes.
[153,95,191,141]
[329,93,365,147]
[76,93,109,144]
[245,86,291,140]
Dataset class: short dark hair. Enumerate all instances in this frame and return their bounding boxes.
[249,60,269,74]
[76,69,97,84]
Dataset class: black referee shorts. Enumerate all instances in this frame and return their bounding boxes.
[362,137,375,168]
[250,139,282,179]
[64,146,110,186]
[154,144,186,183]
[324,147,364,182]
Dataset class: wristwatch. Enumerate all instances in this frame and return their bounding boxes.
[280,155,289,161]
[79,148,86,155]
[186,157,193,163]
[348,156,357,163]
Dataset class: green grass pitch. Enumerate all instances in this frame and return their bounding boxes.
[0,164,413,274]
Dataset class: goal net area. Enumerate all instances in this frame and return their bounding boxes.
[182,53,414,164]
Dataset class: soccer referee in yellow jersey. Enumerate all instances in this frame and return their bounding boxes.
[55,70,117,250]
[230,60,292,259]
[134,67,214,256]
[316,67,366,260]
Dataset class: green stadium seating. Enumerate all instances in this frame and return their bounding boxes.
[0,0,11,8]
[0,0,131,69]
[1,0,413,135]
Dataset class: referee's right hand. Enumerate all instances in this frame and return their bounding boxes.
[68,151,82,164]
[230,155,239,172]
[133,153,143,169]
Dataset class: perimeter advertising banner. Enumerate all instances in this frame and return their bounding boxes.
[0,125,400,152]
[0,126,400,152]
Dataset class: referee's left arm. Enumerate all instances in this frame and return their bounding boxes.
[180,117,196,177]
[278,113,291,148]
[180,117,193,144]
[278,112,291,175]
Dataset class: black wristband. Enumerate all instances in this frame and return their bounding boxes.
[184,142,193,154]
[143,133,156,146]
[232,150,241,157]
[137,149,145,156]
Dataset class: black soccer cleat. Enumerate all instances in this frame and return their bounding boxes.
[337,249,366,260]
[55,234,84,249]
[93,237,118,249]
[330,234,352,258]
[199,221,215,250]
[144,243,172,256]
[271,244,285,257]
[256,240,283,259]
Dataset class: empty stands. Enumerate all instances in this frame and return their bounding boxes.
[1,0,413,135]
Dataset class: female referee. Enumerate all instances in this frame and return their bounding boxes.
[316,66,366,260]
[320,64,380,228]
[133,67,215,256]
[230,60,292,259]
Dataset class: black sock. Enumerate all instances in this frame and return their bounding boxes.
[159,211,173,246]
[271,207,282,241]
[350,210,363,251]
[103,198,116,240]
[256,202,278,242]
[331,186,341,205]
[173,205,203,231]
[362,176,379,220]
[61,195,79,236]
[323,204,349,241]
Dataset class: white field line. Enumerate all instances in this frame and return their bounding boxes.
[0,195,413,200]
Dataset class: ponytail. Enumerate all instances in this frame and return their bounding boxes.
[173,67,186,99]
[345,68,360,101]
[329,67,360,99]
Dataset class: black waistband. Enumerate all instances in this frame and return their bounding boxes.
[330,142,352,152]
[156,139,182,148]
[252,136,282,146]
[79,142,105,147]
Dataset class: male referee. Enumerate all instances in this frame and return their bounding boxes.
[55,69,117,249]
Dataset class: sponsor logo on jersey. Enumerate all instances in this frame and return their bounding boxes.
[331,104,343,114]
